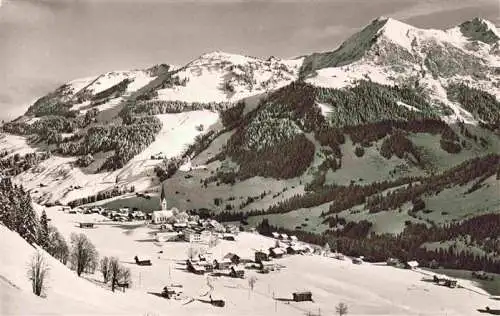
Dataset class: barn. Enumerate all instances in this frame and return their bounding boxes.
[79,222,94,229]
[222,233,236,241]
[269,247,286,259]
[223,253,240,265]
[214,258,232,270]
[405,261,419,269]
[255,251,269,263]
[229,266,245,278]
[292,291,312,302]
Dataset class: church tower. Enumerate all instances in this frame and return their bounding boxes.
[160,184,167,211]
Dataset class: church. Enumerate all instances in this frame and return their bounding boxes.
[152,185,174,224]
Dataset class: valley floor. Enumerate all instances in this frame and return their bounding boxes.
[1,205,498,316]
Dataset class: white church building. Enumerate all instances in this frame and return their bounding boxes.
[152,185,174,224]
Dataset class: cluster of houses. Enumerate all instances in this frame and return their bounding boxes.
[61,205,147,222]
[152,186,239,244]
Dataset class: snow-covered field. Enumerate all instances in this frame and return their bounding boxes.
[1,110,219,204]
[1,206,495,316]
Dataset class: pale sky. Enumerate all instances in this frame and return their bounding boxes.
[0,0,498,121]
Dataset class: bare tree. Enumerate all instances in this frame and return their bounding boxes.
[187,246,199,260]
[47,225,69,264]
[28,251,49,297]
[248,275,257,291]
[109,257,131,292]
[336,302,348,316]
[100,256,111,283]
[109,257,120,292]
[69,233,98,277]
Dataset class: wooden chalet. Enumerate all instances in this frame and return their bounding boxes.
[223,252,240,265]
[386,257,400,266]
[186,260,205,275]
[255,251,269,263]
[292,291,312,302]
[352,257,363,265]
[405,261,419,269]
[286,245,304,255]
[269,247,286,259]
[229,266,245,278]
[79,222,94,229]
[213,258,232,270]
[222,233,236,241]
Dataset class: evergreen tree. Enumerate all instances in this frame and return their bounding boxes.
[16,192,39,245]
[38,210,49,250]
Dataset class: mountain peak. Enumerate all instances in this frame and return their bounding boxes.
[459,17,500,44]
[196,50,255,65]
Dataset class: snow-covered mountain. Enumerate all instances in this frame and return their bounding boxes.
[154,51,302,103]
[0,16,499,210]
[304,17,500,124]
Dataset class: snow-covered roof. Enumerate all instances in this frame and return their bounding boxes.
[271,247,286,255]
[406,261,419,267]
[272,232,280,238]
[152,210,173,218]
[288,245,303,252]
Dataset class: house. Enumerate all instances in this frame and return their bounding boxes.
[132,211,146,220]
[405,261,419,269]
[173,222,188,231]
[286,245,304,255]
[200,230,213,244]
[156,232,181,242]
[204,219,225,233]
[184,229,201,243]
[255,251,269,263]
[229,266,245,278]
[386,258,400,266]
[269,247,286,259]
[61,206,71,212]
[213,258,232,270]
[159,223,174,231]
[352,257,363,265]
[225,224,239,235]
[332,253,345,260]
[292,291,312,302]
[222,233,236,241]
[199,261,214,272]
[280,233,289,240]
[186,260,205,275]
[259,261,275,272]
[290,235,298,242]
[223,253,240,265]
[271,232,280,239]
[79,222,94,229]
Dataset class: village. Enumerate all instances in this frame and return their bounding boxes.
[45,185,474,312]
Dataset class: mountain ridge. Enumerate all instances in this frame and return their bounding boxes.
[0,16,498,224]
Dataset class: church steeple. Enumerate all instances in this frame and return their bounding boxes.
[160,184,167,211]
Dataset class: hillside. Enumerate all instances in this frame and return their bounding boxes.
[1,209,496,316]
[0,17,499,274]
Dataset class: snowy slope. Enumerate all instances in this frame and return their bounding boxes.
[5,110,219,204]
[155,51,302,103]
[2,210,494,316]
